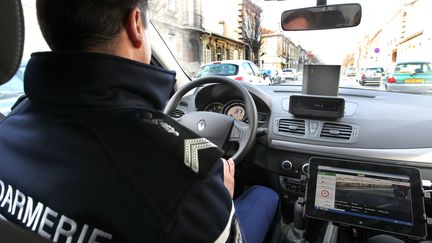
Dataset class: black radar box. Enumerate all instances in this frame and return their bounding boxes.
[302,65,341,96]
[289,95,345,119]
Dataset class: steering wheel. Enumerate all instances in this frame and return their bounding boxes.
[163,76,258,162]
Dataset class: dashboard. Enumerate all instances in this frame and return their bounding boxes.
[171,82,432,229]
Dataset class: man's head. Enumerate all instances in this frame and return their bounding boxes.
[284,16,309,30]
[282,10,316,30]
[36,0,151,63]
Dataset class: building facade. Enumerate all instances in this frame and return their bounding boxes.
[355,0,432,70]
[149,0,263,77]
[238,0,263,64]
[261,32,306,70]
[149,0,204,75]
[200,0,245,65]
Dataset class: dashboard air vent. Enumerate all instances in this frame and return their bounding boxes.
[169,109,185,118]
[278,119,305,135]
[320,123,352,140]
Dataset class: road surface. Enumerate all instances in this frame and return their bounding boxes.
[278,76,386,91]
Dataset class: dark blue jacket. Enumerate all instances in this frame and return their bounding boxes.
[0,52,240,242]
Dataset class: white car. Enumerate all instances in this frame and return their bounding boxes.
[282,68,298,80]
[344,67,356,77]
[193,60,268,85]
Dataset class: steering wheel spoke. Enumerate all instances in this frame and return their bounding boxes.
[229,120,247,143]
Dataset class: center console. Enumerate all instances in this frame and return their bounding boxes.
[245,144,431,241]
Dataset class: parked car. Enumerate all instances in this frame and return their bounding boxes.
[358,67,385,85]
[282,68,298,80]
[193,60,268,85]
[386,61,432,94]
[344,67,356,77]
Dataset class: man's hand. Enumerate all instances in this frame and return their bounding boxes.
[222,158,235,198]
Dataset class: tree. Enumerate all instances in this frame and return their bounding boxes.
[342,53,355,67]
[306,51,322,64]
[242,12,263,65]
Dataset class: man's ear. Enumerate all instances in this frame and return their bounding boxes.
[124,7,144,48]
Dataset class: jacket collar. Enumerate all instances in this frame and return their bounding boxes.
[24,52,176,110]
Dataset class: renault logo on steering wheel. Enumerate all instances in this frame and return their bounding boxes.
[197,119,206,131]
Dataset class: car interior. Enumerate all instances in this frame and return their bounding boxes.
[1,0,432,242]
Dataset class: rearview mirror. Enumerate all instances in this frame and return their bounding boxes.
[281,3,361,31]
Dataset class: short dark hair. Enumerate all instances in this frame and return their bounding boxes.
[36,0,149,51]
[282,9,316,29]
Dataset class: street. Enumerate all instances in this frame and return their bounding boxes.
[280,75,386,91]
[338,76,386,91]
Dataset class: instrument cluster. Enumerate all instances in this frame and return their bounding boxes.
[203,100,267,123]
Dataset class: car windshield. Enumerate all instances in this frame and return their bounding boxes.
[148,0,432,94]
[3,0,432,111]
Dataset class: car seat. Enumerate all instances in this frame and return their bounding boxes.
[0,0,51,242]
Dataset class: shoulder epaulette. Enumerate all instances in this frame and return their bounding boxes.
[134,110,224,178]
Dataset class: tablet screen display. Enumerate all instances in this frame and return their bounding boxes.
[315,165,413,226]
[305,157,427,239]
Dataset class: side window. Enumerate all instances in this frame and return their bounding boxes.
[188,39,199,63]
[241,63,253,75]
[248,62,261,77]
[233,50,239,60]
[426,63,432,74]
[204,45,212,63]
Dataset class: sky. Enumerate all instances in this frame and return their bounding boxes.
[256,0,406,64]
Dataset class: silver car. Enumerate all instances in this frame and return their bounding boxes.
[358,67,384,86]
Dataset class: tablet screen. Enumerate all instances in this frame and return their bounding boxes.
[305,157,427,239]
[315,165,413,226]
